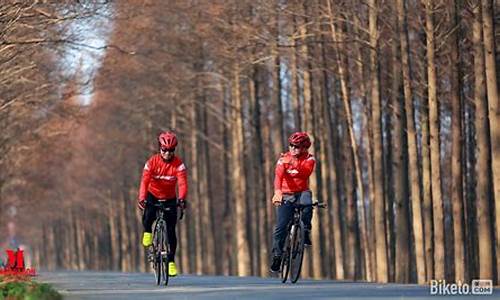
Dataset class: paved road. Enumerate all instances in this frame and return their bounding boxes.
[39,271,498,300]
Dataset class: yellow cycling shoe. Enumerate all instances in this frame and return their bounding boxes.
[142,232,153,247]
[168,262,178,277]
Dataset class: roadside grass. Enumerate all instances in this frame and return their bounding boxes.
[0,275,62,300]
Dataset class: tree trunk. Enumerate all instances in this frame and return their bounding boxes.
[251,66,269,276]
[326,1,372,280]
[353,11,377,279]
[325,81,345,279]
[420,65,435,281]
[481,0,500,281]
[319,22,337,279]
[472,2,494,280]
[222,85,234,275]
[344,139,358,279]
[48,225,56,271]
[424,0,445,280]
[291,15,302,130]
[368,0,389,283]
[449,0,465,283]
[390,17,411,283]
[200,90,216,275]
[76,216,86,270]
[119,193,130,272]
[271,41,285,156]
[231,62,251,276]
[190,94,203,275]
[298,2,321,278]
[108,195,119,271]
[396,0,427,283]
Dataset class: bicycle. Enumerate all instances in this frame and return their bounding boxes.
[150,200,184,286]
[280,201,326,284]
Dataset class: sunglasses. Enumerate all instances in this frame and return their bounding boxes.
[289,144,301,149]
[160,147,175,153]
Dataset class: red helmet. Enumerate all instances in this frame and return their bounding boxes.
[158,131,178,149]
[288,132,311,149]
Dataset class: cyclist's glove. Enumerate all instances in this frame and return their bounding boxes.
[138,199,146,210]
[178,199,187,210]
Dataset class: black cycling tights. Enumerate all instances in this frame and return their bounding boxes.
[142,192,177,262]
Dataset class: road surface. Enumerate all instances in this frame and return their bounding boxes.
[39,271,498,299]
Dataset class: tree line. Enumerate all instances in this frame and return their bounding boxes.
[0,0,498,284]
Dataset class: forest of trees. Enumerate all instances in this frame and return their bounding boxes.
[0,0,498,284]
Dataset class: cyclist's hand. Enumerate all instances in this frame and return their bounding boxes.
[178,199,187,210]
[281,155,298,167]
[138,199,146,210]
[272,191,283,206]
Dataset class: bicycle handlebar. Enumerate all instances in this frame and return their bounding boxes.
[152,200,185,220]
[312,202,327,208]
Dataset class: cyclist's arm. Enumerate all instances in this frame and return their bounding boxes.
[139,160,153,201]
[273,159,285,192]
[176,162,188,200]
[299,156,315,178]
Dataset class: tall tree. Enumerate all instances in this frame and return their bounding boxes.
[231,62,252,276]
[396,0,427,283]
[472,2,494,280]
[449,0,465,283]
[424,0,445,280]
[390,15,411,283]
[326,0,372,281]
[480,0,500,280]
[368,0,389,283]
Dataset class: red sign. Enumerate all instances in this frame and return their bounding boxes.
[0,248,36,276]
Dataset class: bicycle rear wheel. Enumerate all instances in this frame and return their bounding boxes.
[280,235,291,283]
[289,221,305,283]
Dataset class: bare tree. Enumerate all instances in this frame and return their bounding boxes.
[472,1,494,280]
[480,0,500,280]
[368,0,389,283]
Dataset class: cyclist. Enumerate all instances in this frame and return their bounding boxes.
[270,131,315,273]
[138,131,188,277]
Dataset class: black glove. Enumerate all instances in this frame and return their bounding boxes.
[178,199,187,210]
[138,199,146,210]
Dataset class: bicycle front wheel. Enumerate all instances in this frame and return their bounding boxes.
[280,235,291,283]
[153,222,167,285]
[161,228,169,286]
[289,221,305,283]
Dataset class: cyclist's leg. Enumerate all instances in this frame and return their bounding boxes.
[299,191,313,245]
[298,190,313,230]
[163,200,178,262]
[162,200,178,276]
[142,193,158,247]
[271,199,295,257]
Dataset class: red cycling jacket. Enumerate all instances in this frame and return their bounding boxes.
[139,154,188,202]
[274,151,315,194]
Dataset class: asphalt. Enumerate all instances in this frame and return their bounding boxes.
[39,271,499,300]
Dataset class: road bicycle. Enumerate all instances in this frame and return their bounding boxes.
[280,201,326,284]
[151,200,184,286]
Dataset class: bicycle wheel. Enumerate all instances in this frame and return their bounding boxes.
[280,234,291,283]
[161,226,169,286]
[153,221,164,285]
[289,221,305,283]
